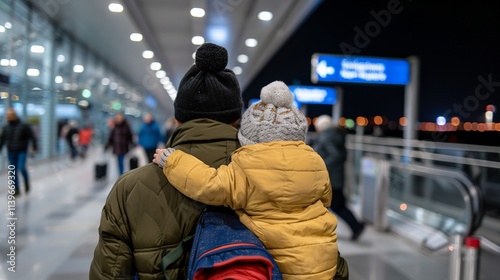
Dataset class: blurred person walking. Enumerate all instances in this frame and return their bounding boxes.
[78,123,93,158]
[314,115,365,241]
[65,119,79,161]
[0,108,38,195]
[138,112,162,162]
[90,43,244,279]
[164,116,177,143]
[105,113,134,175]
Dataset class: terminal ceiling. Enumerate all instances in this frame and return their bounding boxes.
[31,0,322,115]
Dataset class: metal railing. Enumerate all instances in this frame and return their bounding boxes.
[344,135,493,249]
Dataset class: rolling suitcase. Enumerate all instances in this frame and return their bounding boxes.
[129,156,138,170]
[95,162,107,180]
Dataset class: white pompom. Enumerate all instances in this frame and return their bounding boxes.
[260,81,294,108]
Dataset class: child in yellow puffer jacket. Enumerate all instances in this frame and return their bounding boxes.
[154,81,342,280]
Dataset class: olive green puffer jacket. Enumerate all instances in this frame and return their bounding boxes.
[89,119,240,280]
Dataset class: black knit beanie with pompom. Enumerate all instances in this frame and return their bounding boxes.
[174,43,243,124]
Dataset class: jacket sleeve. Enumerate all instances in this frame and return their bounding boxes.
[0,126,5,151]
[104,128,114,150]
[320,178,333,208]
[27,125,38,151]
[89,182,135,280]
[164,150,247,209]
[154,123,162,145]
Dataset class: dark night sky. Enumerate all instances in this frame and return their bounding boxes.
[244,0,500,123]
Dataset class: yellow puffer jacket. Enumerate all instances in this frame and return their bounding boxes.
[165,141,338,279]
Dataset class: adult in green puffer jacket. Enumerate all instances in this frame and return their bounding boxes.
[89,43,243,280]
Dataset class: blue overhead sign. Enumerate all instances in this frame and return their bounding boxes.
[288,86,336,105]
[311,54,410,85]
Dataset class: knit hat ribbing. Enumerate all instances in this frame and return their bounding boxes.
[174,43,243,124]
[238,81,308,146]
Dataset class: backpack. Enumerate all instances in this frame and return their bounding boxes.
[335,252,349,280]
[162,208,283,280]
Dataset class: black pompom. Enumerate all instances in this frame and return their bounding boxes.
[195,43,228,73]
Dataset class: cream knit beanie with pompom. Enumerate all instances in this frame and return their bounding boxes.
[238,81,308,146]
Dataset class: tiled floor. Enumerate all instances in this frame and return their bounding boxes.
[0,148,498,280]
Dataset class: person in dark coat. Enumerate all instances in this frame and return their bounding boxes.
[105,113,134,175]
[314,114,365,241]
[90,43,244,279]
[65,120,79,160]
[138,113,162,162]
[164,116,177,144]
[0,108,38,195]
[78,123,93,158]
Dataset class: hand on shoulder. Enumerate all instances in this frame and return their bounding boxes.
[153,148,176,167]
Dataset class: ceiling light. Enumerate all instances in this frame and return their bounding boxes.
[142,50,154,59]
[30,45,45,53]
[0,59,8,66]
[9,59,17,66]
[110,82,118,90]
[101,78,110,86]
[150,62,162,71]
[191,36,205,45]
[55,76,63,84]
[4,22,12,29]
[208,27,228,44]
[232,66,242,75]
[160,77,170,84]
[108,3,124,13]
[27,68,40,76]
[0,26,5,32]
[156,70,167,78]
[237,54,249,63]
[73,65,84,73]
[82,89,92,98]
[130,33,143,42]
[245,38,258,47]
[190,8,205,18]
[57,54,65,62]
[258,11,273,21]
[117,87,126,94]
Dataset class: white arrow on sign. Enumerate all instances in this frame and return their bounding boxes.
[316,60,335,78]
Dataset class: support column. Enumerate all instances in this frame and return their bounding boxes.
[332,86,343,125]
[403,56,420,162]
